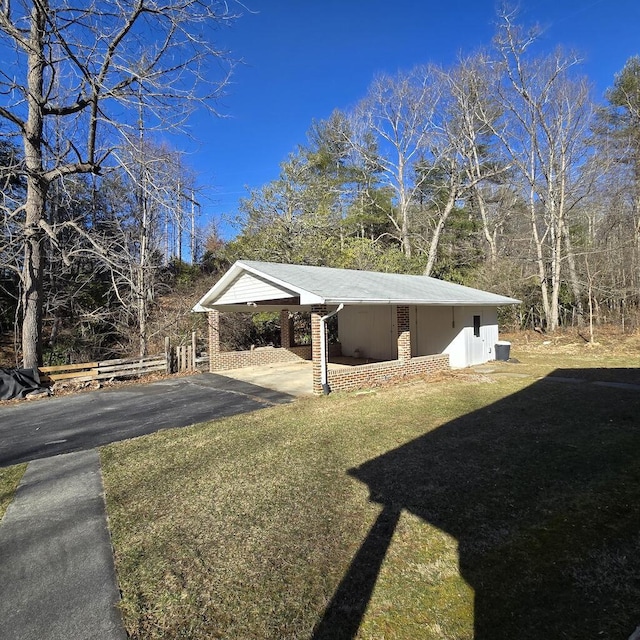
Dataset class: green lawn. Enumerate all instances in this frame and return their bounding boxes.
[101,338,640,639]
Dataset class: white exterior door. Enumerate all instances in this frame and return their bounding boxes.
[467,310,485,366]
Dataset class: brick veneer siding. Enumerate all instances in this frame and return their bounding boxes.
[326,354,449,394]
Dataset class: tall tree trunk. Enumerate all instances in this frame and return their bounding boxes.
[475,192,498,266]
[549,218,562,332]
[398,157,412,258]
[529,190,552,329]
[423,192,456,276]
[21,1,47,368]
[138,287,148,357]
[562,219,584,326]
[400,200,412,257]
[21,204,45,368]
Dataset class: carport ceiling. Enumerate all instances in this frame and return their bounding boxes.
[193,261,520,313]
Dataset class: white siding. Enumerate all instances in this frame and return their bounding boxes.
[338,306,397,360]
[412,306,499,368]
[216,272,295,305]
[412,306,457,357]
[337,304,500,367]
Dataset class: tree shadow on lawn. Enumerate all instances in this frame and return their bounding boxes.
[313,369,640,640]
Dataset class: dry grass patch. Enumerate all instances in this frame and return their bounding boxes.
[102,340,640,639]
[0,463,26,521]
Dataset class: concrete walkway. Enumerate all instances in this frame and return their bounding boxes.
[0,450,126,640]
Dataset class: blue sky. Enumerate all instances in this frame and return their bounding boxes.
[180,0,640,240]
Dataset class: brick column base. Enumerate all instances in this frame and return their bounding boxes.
[208,310,220,372]
[397,305,411,361]
[311,305,327,394]
[280,309,292,348]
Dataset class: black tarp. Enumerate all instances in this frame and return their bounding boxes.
[0,367,49,400]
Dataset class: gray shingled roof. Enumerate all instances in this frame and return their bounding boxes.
[194,261,520,310]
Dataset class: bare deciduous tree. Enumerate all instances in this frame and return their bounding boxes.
[349,63,512,276]
[492,9,593,330]
[444,55,513,266]
[0,0,239,367]
[350,66,441,260]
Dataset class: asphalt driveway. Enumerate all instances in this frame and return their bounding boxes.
[0,373,295,467]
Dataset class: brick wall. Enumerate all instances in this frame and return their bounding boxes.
[210,345,312,372]
[208,307,313,372]
[207,305,448,393]
[325,354,449,394]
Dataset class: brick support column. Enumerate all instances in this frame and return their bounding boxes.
[280,309,292,348]
[208,310,220,372]
[397,305,411,362]
[311,305,327,395]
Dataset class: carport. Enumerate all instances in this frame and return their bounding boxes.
[193,261,520,395]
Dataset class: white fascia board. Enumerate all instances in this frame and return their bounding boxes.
[322,298,521,306]
[199,304,316,313]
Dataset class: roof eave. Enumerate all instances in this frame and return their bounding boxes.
[322,298,522,306]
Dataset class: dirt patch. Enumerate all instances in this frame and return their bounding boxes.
[0,334,17,369]
[502,327,640,357]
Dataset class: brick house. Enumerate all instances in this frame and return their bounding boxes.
[193,261,520,395]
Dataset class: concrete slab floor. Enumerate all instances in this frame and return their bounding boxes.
[220,361,314,397]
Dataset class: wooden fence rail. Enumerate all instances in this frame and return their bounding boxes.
[39,355,168,384]
[38,333,203,384]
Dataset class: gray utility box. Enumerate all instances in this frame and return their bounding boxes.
[495,341,511,361]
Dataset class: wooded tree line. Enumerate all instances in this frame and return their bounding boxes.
[1,5,639,368]
[0,0,237,367]
[227,11,640,337]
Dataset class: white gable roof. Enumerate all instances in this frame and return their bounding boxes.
[193,260,521,311]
